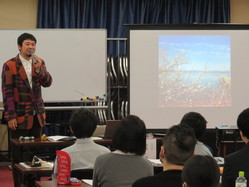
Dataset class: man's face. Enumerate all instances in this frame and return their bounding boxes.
[18,39,36,59]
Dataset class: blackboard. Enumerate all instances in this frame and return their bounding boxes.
[0,29,107,102]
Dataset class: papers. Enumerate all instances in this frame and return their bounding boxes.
[47,136,76,141]
[148,159,163,167]
[20,161,53,168]
[91,136,103,141]
[82,179,93,185]
[214,157,224,165]
[144,138,157,159]
[47,136,102,141]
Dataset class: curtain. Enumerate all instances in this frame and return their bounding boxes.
[37,0,230,38]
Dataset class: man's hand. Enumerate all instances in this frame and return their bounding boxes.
[8,118,17,130]
[33,54,42,73]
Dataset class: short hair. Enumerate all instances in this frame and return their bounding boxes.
[180,112,207,140]
[182,155,220,187]
[69,108,99,138]
[237,108,249,138]
[17,33,37,46]
[112,115,146,156]
[163,124,196,165]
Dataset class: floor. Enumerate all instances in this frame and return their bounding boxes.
[0,152,52,187]
[0,162,14,186]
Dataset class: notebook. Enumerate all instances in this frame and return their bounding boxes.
[103,120,121,139]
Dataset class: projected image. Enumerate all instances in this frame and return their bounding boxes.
[159,35,231,107]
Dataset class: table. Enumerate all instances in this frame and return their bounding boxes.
[14,163,52,187]
[217,140,245,157]
[35,180,91,187]
[10,138,112,162]
[10,138,112,187]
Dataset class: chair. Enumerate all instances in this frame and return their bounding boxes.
[71,169,93,179]
[204,143,214,156]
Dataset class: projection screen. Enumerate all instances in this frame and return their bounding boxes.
[128,24,249,129]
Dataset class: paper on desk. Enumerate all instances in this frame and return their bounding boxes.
[144,138,157,159]
[82,179,93,185]
[91,136,103,141]
[47,135,75,141]
[148,159,163,167]
[20,161,53,168]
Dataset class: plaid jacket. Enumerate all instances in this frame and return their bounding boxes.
[1,54,52,129]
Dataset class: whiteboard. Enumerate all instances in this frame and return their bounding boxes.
[0,29,107,102]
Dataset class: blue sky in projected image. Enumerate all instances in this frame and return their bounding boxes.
[159,35,230,72]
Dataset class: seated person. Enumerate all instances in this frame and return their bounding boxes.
[222,108,249,187]
[92,115,153,187]
[180,112,213,156]
[53,108,110,178]
[132,124,196,187]
[182,155,220,187]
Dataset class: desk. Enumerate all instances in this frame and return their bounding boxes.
[14,163,52,187]
[35,180,91,187]
[10,138,112,186]
[10,138,112,162]
[217,140,245,157]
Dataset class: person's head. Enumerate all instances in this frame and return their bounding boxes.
[112,115,146,156]
[237,108,249,140]
[17,33,37,57]
[161,124,196,166]
[182,155,220,187]
[180,112,207,140]
[69,108,99,138]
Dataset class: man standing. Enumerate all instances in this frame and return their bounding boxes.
[1,32,52,186]
[132,124,196,187]
[2,32,52,138]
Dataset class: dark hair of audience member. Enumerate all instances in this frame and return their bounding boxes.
[182,155,220,187]
[180,112,207,140]
[163,124,196,165]
[112,115,146,156]
[69,108,99,138]
[237,108,249,138]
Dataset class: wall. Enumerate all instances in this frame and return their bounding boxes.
[231,0,249,23]
[0,0,37,29]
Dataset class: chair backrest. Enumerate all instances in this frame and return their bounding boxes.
[71,169,93,179]
[104,120,121,139]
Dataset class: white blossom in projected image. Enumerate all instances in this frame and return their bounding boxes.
[158,35,231,107]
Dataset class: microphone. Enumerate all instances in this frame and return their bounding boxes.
[30,50,37,64]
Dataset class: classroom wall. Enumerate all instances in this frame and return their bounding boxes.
[0,0,249,29]
[0,0,38,29]
[231,0,249,23]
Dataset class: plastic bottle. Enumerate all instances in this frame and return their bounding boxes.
[235,171,247,187]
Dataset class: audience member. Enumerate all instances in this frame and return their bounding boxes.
[53,108,110,178]
[182,155,220,187]
[222,108,249,187]
[132,124,196,187]
[92,115,153,187]
[180,111,213,156]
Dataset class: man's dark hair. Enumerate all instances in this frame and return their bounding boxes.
[69,108,99,138]
[163,124,196,165]
[112,115,146,156]
[182,155,220,187]
[17,33,37,46]
[237,108,249,138]
[180,112,207,140]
